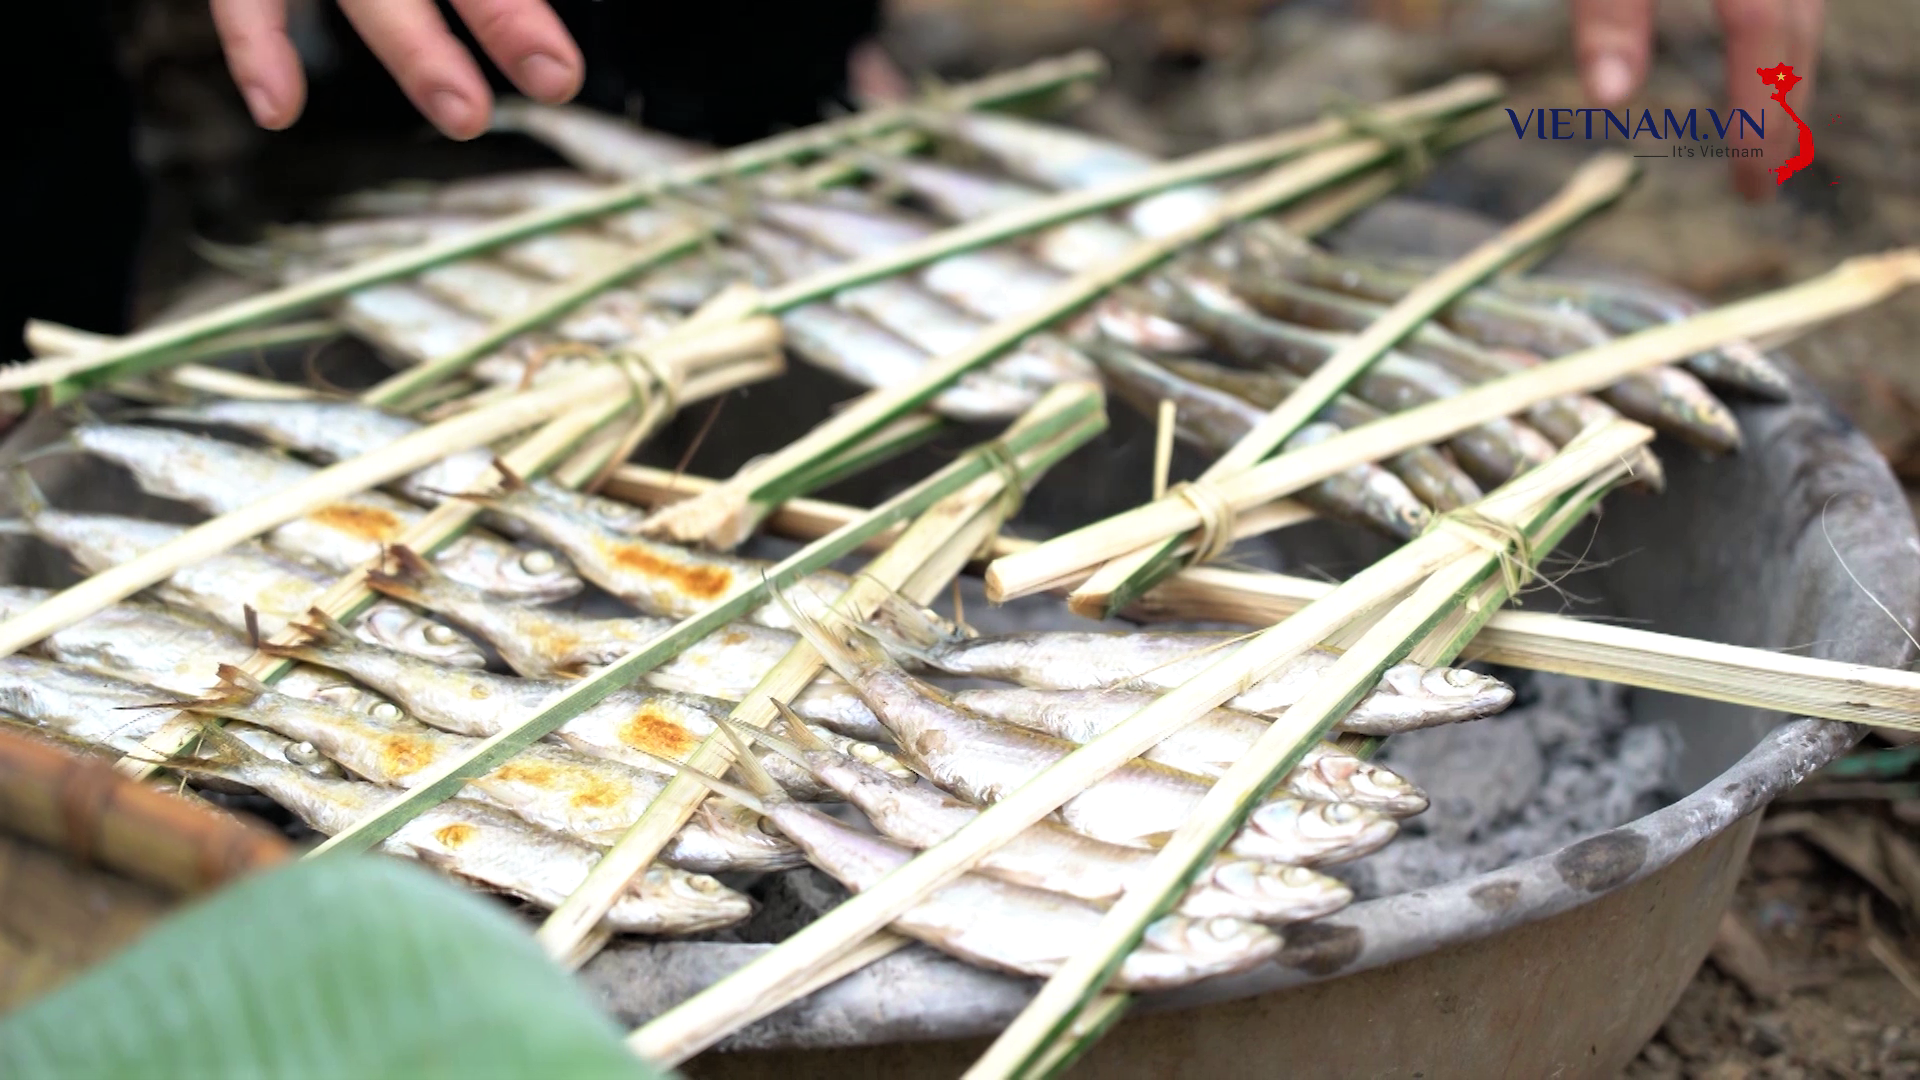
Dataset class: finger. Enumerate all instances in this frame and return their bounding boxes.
[1572,0,1655,106]
[447,0,583,104]
[1784,0,1825,107]
[210,0,307,129]
[1714,0,1789,199]
[338,0,493,140]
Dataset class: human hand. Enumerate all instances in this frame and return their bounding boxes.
[212,0,585,140]
[1572,0,1825,199]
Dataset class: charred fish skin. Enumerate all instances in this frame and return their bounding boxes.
[786,602,1396,863]
[756,790,1281,989]
[1089,339,1432,539]
[759,716,1353,924]
[67,423,581,601]
[6,492,487,669]
[950,687,1429,817]
[180,728,749,934]
[184,666,801,871]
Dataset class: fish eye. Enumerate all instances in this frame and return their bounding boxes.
[519,550,557,575]
[687,875,721,894]
[1280,866,1316,886]
[286,740,322,765]
[371,702,403,722]
[1324,802,1361,824]
[756,817,784,837]
[424,624,461,646]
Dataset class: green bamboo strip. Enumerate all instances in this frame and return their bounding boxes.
[362,222,711,407]
[1074,152,1639,619]
[0,52,1107,400]
[307,387,1103,858]
[645,136,1409,550]
[758,75,1502,313]
[987,248,1920,602]
[968,441,1642,1079]
[552,394,1101,968]
[628,419,1650,1062]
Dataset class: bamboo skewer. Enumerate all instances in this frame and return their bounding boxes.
[627,420,1652,1064]
[0,52,1107,400]
[304,385,1103,860]
[550,401,1101,972]
[1073,152,1639,619]
[643,135,1423,550]
[988,249,1920,602]
[985,447,1640,1078]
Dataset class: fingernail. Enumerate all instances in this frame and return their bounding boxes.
[242,83,279,128]
[1588,54,1634,106]
[429,89,482,140]
[517,52,577,102]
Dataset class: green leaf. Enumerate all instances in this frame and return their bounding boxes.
[0,855,667,1080]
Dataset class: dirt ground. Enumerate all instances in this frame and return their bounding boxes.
[63,0,1920,1074]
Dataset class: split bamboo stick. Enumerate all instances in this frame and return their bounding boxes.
[988,249,1920,602]
[1073,152,1639,618]
[627,420,1652,1064]
[0,51,1106,399]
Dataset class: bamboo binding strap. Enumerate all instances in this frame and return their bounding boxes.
[1166,481,1238,566]
[614,348,683,417]
[1422,507,1538,598]
[976,437,1029,519]
[1326,95,1433,181]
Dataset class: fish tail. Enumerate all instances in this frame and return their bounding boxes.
[709,717,789,804]
[257,607,351,661]
[863,582,969,652]
[167,664,270,719]
[779,592,896,683]
[366,545,436,602]
[766,701,834,756]
[159,720,270,781]
[8,467,50,520]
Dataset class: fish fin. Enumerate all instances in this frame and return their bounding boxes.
[766,701,835,755]
[776,590,896,684]
[366,545,435,602]
[243,606,263,651]
[713,718,785,801]
[256,607,348,661]
[491,458,528,493]
[860,579,970,650]
[12,439,82,469]
[8,467,50,519]
[157,720,270,781]
[740,705,821,770]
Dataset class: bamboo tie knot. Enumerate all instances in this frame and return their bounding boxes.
[1169,481,1237,566]
[614,348,683,417]
[976,438,1028,519]
[1327,97,1432,182]
[1424,508,1538,598]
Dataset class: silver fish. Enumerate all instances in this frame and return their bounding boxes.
[180,724,750,934]
[753,712,1352,923]
[791,603,1397,864]
[886,622,1514,736]
[70,423,579,602]
[865,154,1142,272]
[0,654,191,755]
[186,665,800,872]
[4,491,485,669]
[780,303,1039,421]
[415,258,550,320]
[490,100,707,180]
[335,282,495,365]
[705,755,1283,989]
[256,607,909,801]
[951,687,1427,816]
[333,169,606,217]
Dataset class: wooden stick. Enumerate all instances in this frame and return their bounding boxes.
[988,248,1920,602]
[628,421,1650,1063]
[645,136,1420,550]
[1073,152,1639,618]
[0,53,1106,399]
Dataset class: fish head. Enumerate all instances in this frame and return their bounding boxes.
[630,865,754,932]
[1138,914,1281,967]
[578,493,651,534]
[1297,751,1431,817]
[1191,859,1352,922]
[439,541,582,603]
[1237,799,1398,865]
[1374,663,1516,724]
[698,800,808,871]
[1085,299,1208,354]
[843,739,916,782]
[355,604,487,669]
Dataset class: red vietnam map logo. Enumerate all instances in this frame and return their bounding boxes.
[1757,62,1815,184]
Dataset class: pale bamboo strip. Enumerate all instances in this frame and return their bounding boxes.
[1071,152,1639,618]
[644,137,1413,550]
[0,52,1106,399]
[308,387,1104,860]
[24,319,332,401]
[968,445,1643,1079]
[758,76,1502,312]
[988,249,1920,602]
[540,392,1103,963]
[627,420,1651,1063]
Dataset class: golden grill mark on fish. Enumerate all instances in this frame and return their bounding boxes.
[787,603,1396,864]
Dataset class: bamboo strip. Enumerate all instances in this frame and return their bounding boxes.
[624,412,1103,1059]
[645,136,1417,550]
[627,420,1651,1063]
[970,446,1642,1078]
[988,249,1920,601]
[24,319,333,401]
[1073,152,1639,618]
[307,386,1103,859]
[0,53,1105,399]
[758,76,1502,312]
